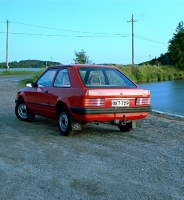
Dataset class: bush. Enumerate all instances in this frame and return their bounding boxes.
[117,64,183,83]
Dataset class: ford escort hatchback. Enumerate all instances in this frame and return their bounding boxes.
[15,64,152,136]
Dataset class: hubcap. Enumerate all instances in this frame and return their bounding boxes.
[18,103,28,119]
[59,112,68,132]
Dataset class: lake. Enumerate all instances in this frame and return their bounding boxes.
[139,80,184,118]
[0,68,44,73]
[1,68,183,118]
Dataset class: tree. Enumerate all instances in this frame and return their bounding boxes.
[73,49,91,64]
[176,21,184,33]
[168,21,184,69]
[0,60,60,68]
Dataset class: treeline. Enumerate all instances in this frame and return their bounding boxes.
[141,53,172,66]
[0,60,61,68]
[141,21,184,69]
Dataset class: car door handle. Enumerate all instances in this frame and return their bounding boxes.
[45,90,48,93]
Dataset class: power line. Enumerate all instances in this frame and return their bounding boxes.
[0,31,130,37]
[10,21,129,36]
[1,0,178,29]
[0,31,168,44]
[6,20,168,44]
[135,34,167,45]
[0,31,167,44]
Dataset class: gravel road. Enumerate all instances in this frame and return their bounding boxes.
[0,75,184,200]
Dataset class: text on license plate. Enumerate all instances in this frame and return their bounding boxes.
[112,100,129,107]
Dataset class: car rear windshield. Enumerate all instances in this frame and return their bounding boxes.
[78,68,137,88]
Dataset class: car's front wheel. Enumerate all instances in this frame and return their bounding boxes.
[58,107,73,136]
[15,99,35,121]
[118,122,132,132]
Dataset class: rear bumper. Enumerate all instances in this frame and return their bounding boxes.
[70,106,152,115]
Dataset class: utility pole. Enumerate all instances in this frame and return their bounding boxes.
[127,14,137,65]
[6,20,9,71]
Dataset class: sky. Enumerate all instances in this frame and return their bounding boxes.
[0,0,183,65]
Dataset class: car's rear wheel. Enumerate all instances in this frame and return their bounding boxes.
[15,99,35,121]
[58,107,73,136]
[118,122,132,132]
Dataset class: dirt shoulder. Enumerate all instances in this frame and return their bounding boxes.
[0,75,184,200]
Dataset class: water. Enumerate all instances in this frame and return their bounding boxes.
[139,80,184,118]
[1,68,184,117]
[0,68,44,73]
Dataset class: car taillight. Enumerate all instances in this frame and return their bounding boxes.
[83,98,105,107]
[136,98,150,105]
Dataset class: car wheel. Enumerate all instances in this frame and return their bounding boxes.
[58,107,72,136]
[15,99,35,121]
[118,122,132,132]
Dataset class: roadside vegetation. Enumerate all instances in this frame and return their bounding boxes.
[18,69,46,87]
[1,21,184,85]
[0,70,37,76]
[73,49,184,83]
[117,64,184,83]
[15,64,184,87]
[1,49,183,87]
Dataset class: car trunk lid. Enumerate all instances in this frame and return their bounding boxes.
[84,88,151,107]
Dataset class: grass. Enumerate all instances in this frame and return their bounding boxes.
[116,64,184,83]
[0,70,38,76]
[0,68,46,86]
[0,69,45,87]
[19,69,46,87]
[2,65,184,87]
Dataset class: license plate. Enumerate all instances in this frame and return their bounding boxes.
[112,100,129,107]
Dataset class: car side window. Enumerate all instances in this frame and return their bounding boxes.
[37,69,57,87]
[54,69,71,87]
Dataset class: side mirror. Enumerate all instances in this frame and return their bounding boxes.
[26,81,33,88]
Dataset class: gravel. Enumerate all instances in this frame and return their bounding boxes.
[0,75,184,200]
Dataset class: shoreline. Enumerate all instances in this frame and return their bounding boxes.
[151,110,184,121]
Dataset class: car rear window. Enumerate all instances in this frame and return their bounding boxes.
[78,68,137,88]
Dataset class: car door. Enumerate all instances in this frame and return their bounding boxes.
[49,68,72,109]
[26,68,58,117]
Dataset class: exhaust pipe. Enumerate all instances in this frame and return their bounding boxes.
[114,114,127,126]
[121,114,127,126]
[121,121,126,126]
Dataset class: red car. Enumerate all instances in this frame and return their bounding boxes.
[15,64,152,136]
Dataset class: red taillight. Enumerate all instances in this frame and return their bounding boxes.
[83,99,105,107]
[136,98,150,105]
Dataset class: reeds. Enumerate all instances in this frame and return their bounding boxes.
[116,65,184,83]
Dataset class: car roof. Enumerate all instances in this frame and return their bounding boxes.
[48,64,117,69]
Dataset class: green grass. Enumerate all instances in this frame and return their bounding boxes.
[0,69,45,87]
[0,70,37,76]
[4,65,183,87]
[19,69,46,87]
[116,64,184,83]
[20,65,184,86]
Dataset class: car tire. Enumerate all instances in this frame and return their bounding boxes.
[15,99,35,121]
[58,107,72,136]
[118,122,132,132]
